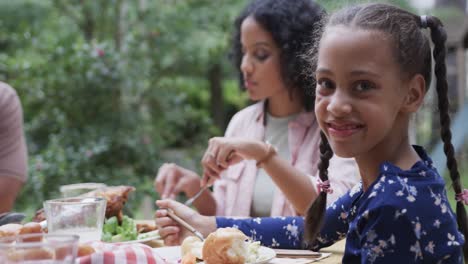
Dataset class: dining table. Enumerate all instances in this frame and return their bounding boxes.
[149,236,346,264]
[316,239,346,263]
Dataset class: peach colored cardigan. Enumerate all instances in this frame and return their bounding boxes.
[213,101,359,217]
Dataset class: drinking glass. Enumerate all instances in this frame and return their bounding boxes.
[59,183,107,198]
[43,197,106,243]
[0,233,78,263]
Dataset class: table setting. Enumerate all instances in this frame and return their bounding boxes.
[0,183,345,264]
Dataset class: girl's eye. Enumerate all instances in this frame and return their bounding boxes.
[354,81,375,92]
[317,78,335,90]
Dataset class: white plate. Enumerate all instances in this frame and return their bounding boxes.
[152,245,276,264]
[107,231,161,244]
[247,246,276,264]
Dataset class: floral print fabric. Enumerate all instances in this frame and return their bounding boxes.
[216,146,464,263]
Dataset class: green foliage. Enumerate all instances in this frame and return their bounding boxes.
[430,6,466,21]
[0,0,248,214]
[317,0,413,12]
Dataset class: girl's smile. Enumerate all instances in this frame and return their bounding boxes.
[326,121,365,139]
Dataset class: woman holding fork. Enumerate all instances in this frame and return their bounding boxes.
[155,0,359,217]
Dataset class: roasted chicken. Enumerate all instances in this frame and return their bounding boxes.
[83,185,136,222]
[32,185,136,223]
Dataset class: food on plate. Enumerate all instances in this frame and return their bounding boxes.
[102,215,137,242]
[101,215,159,243]
[31,208,46,223]
[181,236,203,260]
[6,248,54,261]
[18,222,42,236]
[202,227,250,264]
[83,185,136,222]
[136,221,157,233]
[0,223,42,239]
[181,252,197,264]
[32,185,136,223]
[0,223,23,238]
[77,244,96,257]
[180,228,263,263]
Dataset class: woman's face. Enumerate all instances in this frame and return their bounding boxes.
[240,16,288,101]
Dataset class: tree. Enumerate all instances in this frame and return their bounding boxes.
[0,0,249,212]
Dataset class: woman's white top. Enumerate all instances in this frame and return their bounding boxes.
[250,113,298,217]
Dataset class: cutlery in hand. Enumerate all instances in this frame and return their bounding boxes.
[164,209,204,241]
[184,185,209,207]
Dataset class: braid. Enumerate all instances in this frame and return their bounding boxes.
[305,132,333,245]
[427,16,468,259]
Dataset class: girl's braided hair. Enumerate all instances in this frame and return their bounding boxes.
[304,3,467,260]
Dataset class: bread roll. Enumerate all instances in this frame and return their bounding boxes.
[0,223,23,237]
[181,252,196,264]
[19,222,43,241]
[181,236,203,260]
[77,244,96,257]
[6,248,53,261]
[202,228,248,264]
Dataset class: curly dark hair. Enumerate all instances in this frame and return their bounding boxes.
[230,0,325,111]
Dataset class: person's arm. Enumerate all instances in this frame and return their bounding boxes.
[0,177,23,213]
[154,163,217,215]
[0,83,27,214]
[191,187,216,216]
[308,189,355,251]
[155,199,217,246]
[217,216,304,249]
[261,153,317,215]
[216,188,354,250]
[326,156,360,205]
[202,138,317,215]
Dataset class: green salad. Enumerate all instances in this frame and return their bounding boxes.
[102,215,138,242]
[101,216,160,243]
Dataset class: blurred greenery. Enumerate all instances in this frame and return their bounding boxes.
[0,0,466,217]
[0,0,248,215]
[316,0,413,11]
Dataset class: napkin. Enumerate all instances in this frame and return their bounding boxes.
[76,241,175,264]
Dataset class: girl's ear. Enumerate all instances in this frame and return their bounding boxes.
[401,74,426,113]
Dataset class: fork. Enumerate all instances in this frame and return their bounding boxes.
[165,209,204,241]
[184,185,209,207]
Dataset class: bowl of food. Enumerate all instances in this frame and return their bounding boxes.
[0,233,79,263]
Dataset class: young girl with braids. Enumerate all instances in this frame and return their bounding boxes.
[156,3,467,262]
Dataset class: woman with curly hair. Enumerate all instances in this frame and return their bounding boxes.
[155,0,358,218]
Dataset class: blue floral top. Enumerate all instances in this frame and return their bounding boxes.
[216,146,465,263]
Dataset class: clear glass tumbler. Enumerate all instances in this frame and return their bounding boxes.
[59,183,107,198]
[44,197,107,243]
[0,233,79,263]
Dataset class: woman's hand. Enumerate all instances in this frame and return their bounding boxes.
[154,163,201,199]
[200,137,270,186]
[155,200,216,246]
